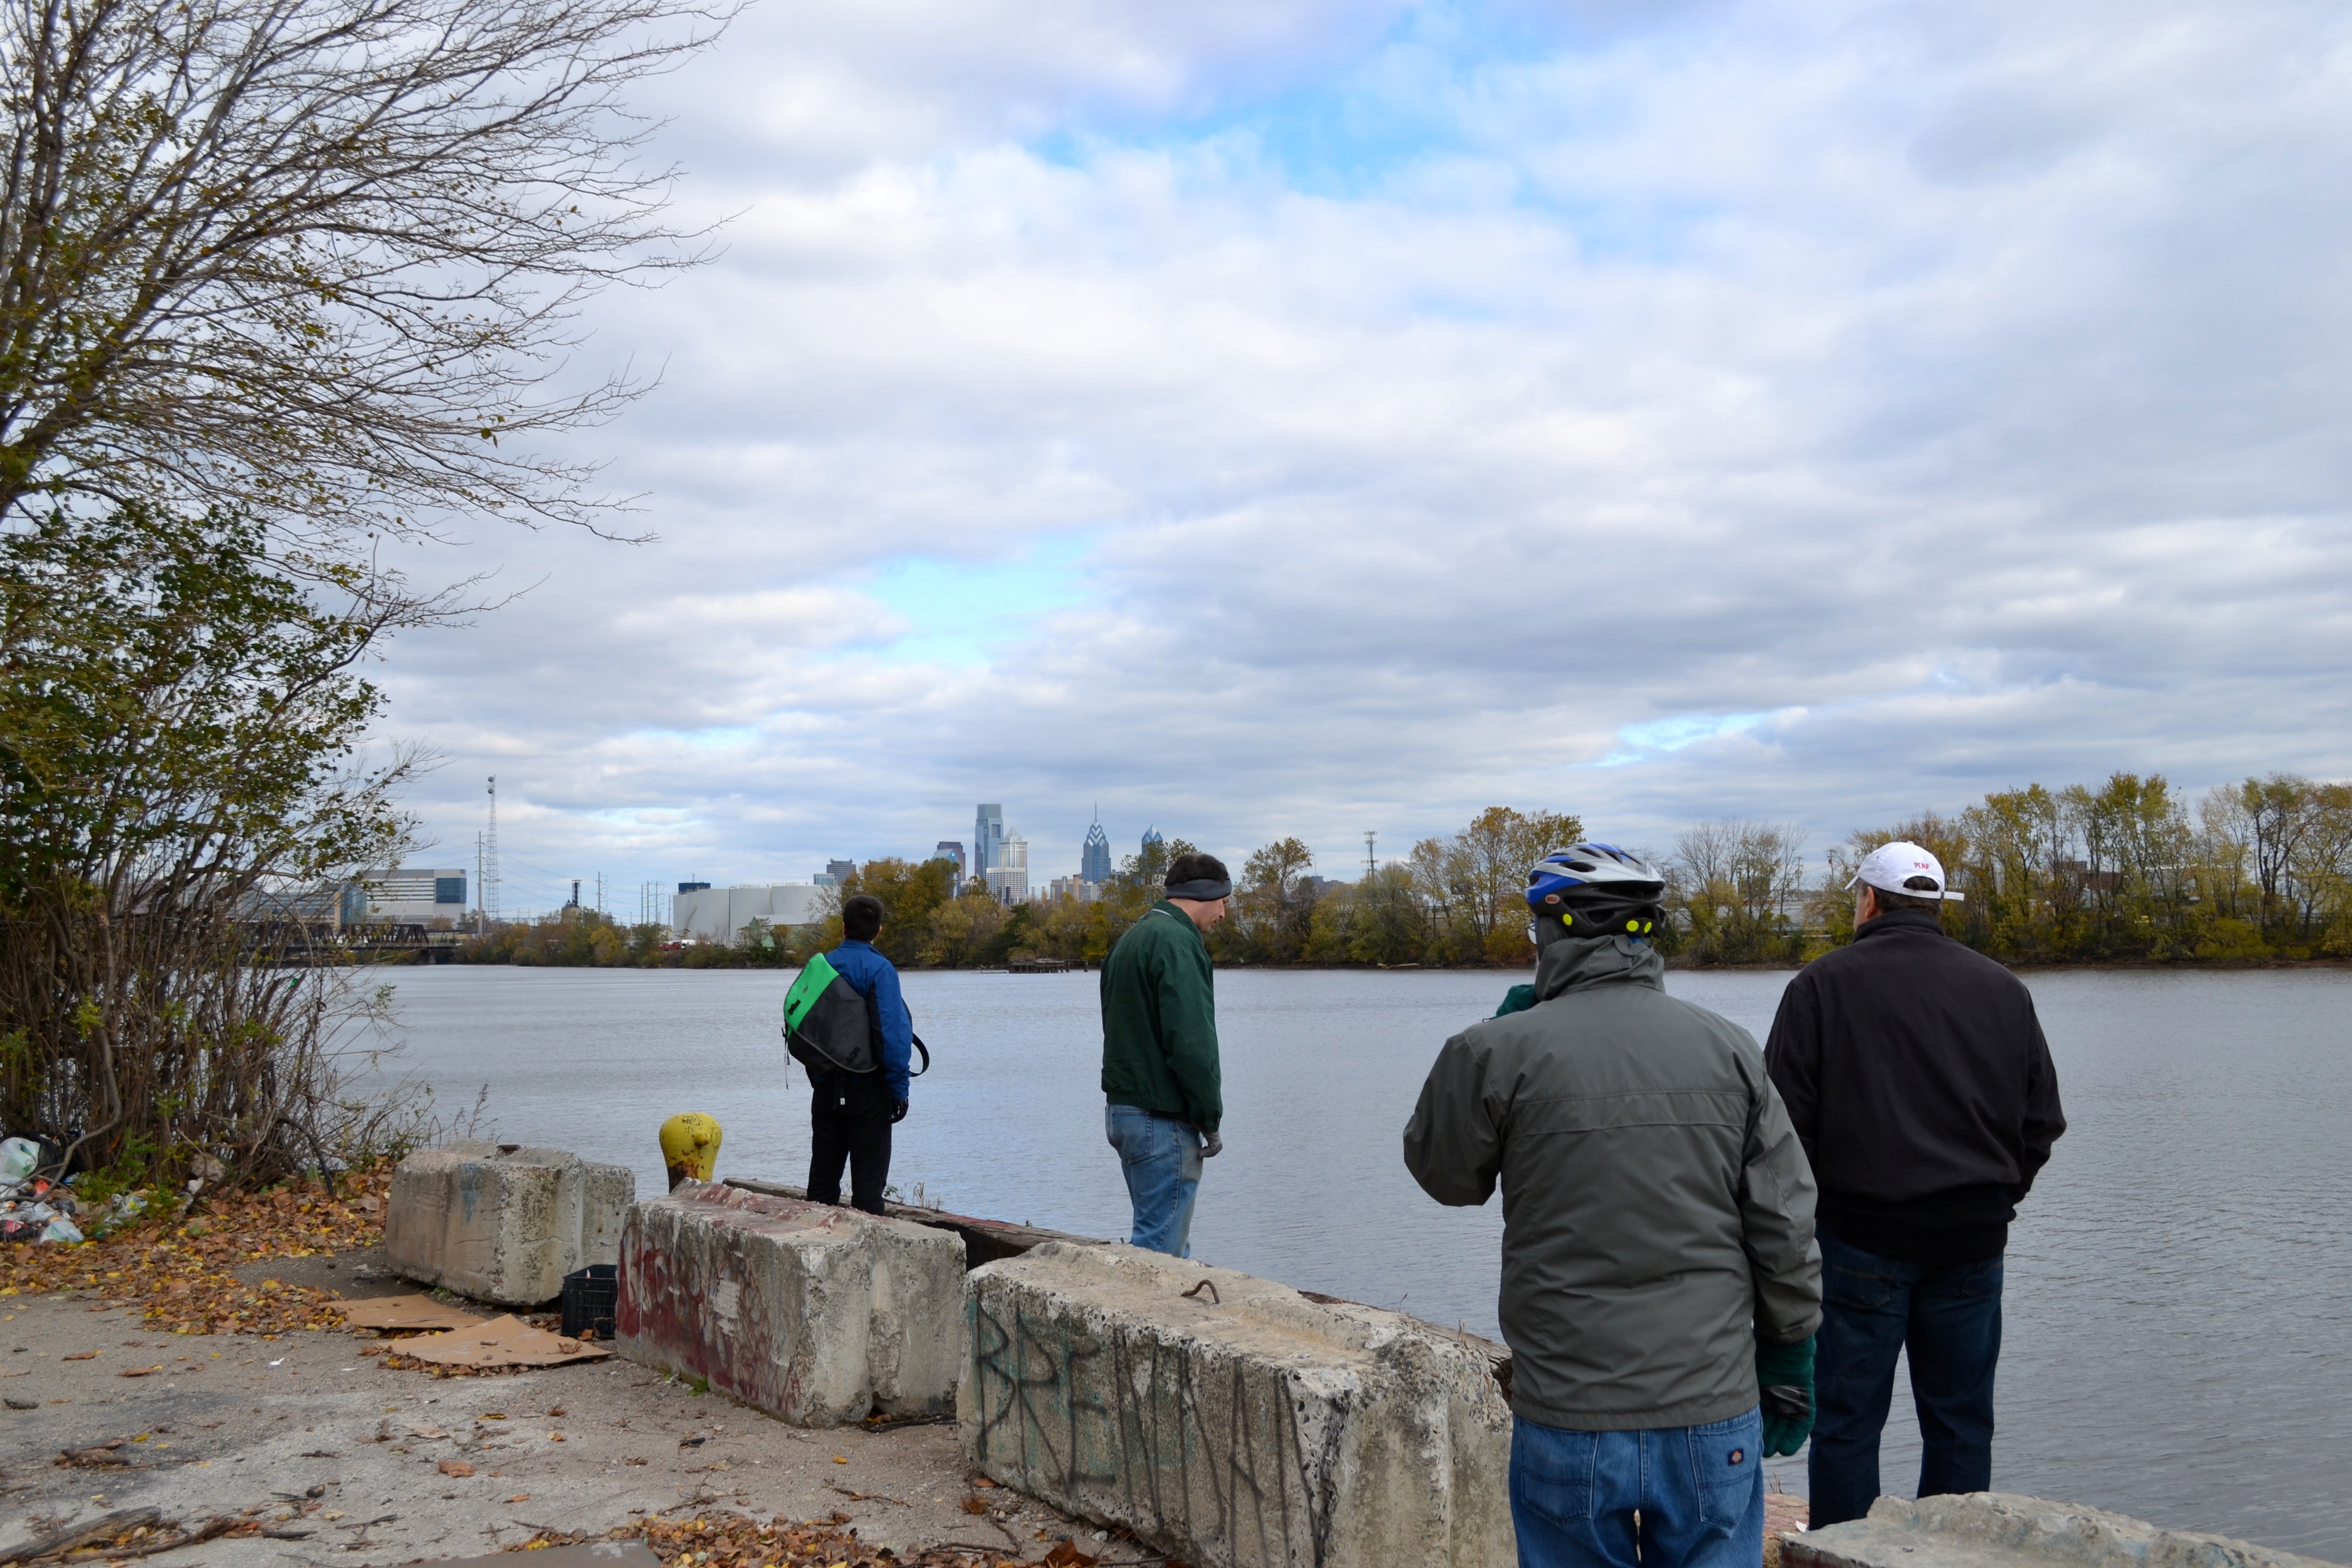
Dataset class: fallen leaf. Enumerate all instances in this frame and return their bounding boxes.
[548,1432,565,1442]
[831,1455,847,1465]
[408,1424,450,1440]
[437,1459,475,1477]
[506,1495,530,1504]
[972,1476,998,1488]
[678,1436,705,1448]
[546,1406,565,1417]
[63,1351,97,1361]
[961,1498,989,1515]
[118,1365,163,1378]
[323,1511,345,1521]
[1044,1541,1102,1568]
[479,1411,507,1419]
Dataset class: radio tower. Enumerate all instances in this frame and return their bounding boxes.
[1364,830,1378,880]
[484,776,503,924]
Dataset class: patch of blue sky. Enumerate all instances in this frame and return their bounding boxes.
[858,535,1095,669]
[1033,0,1718,264]
[1592,710,1771,766]
[1166,2,1543,199]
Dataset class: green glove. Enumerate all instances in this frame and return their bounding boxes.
[1755,1333,1816,1457]
[1493,984,1537,1019]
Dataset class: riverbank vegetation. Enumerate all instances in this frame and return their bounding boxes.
[462,774,2352,973]
[0,0,724,1190]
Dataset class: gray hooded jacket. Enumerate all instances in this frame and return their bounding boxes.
[1402,935,1821,1430]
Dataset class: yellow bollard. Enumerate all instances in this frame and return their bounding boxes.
[658,1112,722,1190]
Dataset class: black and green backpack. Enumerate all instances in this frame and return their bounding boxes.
[781,954,930,1079]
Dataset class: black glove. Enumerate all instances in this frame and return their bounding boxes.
[890,1100,909,1124]
[1755,1332,1816,1457]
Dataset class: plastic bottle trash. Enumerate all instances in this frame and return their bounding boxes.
[0,1137,37,1184]
[40,1215,83,1243]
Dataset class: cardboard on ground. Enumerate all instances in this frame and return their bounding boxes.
[398,1314,612,1368]
[334,1294,482,1332]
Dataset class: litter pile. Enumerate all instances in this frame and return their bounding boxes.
[0,1165,394,1336]
[339,1295,613,1377]
[508,1508,1124,1568]
[0,1138,84,1245]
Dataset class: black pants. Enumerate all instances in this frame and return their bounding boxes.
[807,1076,893,1214]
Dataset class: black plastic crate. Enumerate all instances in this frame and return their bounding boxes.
[560,1263,618,1340]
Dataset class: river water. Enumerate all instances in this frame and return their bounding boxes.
[368,964,2352,1559]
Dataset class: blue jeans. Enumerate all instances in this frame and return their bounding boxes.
[1810,1228,2003,1527]
[1104,1105,1201,1257]
[1509,1408,1765,1568]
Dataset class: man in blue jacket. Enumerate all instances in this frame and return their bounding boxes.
[808,893,913,1214]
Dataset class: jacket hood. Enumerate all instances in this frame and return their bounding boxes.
[1533,933,1665,1002]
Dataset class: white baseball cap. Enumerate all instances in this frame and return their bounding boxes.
[1847,841,1965,902]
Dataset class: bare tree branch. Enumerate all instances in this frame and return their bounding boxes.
[0,0,735,544]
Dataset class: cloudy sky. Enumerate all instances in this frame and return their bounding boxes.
[375,0,2352,915]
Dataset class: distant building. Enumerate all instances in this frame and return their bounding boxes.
[933,840,966,894]
[825,859,856,885]
[357,868,468,926]
[1048,875,1102,904]
[1081,817,1112,885]
[672,883,826,943]
[974,803,1005,880]
[678,880,710,894]
[1141,825,1163,854]
[986,831,1029,906]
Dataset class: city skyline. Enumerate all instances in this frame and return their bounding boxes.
[371,0,2352,912]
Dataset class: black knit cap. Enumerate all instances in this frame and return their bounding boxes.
[1164,851,1233,902]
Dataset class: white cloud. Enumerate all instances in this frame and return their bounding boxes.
[374,0,2352,906]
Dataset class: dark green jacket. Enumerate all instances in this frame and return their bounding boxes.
[1404,933,1820,1430]
[1099,901,1222,1134]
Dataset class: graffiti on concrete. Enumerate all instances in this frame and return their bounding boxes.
[966,1295,1348,1568]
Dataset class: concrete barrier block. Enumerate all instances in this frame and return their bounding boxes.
[960,1242,1515,1568]
[579,1160,635,1266]
[1788,1494,2343,1568]
[385,1142,635,1307]
[614,1182,966,1427]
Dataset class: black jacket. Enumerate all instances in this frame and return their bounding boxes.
[1764,909,2066,1263]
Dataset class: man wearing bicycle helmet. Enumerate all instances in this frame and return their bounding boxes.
[1404,843,1821,1568]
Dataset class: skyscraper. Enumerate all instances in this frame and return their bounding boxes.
[1141,825,1163,855]
[1081,814,1112,884]
[934,840,966,895]
[974,803,1004,879]
[986,831,1029,906]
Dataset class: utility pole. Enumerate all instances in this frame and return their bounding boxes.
[475,832,484,932]
[484,777,502,924]
[595,871,604,915]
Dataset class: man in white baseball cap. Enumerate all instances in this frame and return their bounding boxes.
[1762,841,2067,1527]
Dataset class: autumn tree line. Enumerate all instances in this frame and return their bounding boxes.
[459,772,2352,972]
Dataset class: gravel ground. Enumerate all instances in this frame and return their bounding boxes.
[0,1286,1086,1566]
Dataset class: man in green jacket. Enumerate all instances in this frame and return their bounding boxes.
[1099,850,1231,1256]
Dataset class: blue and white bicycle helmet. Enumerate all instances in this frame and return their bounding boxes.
[1526,842,1667,941]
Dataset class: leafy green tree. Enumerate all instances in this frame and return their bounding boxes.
[0,506,422,1180]
[837,858,954,968]
[1219,837,1317,963]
